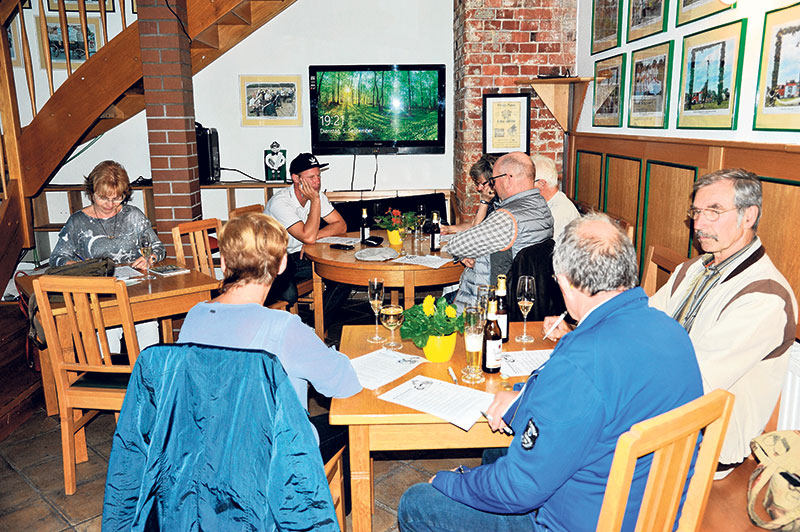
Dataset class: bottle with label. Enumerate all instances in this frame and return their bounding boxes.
[495,274,509,343]
[430,211,441,252]
[360,208,370,242]
[482,299,502,374]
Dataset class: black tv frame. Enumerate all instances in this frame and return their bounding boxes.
[308,64,446,156]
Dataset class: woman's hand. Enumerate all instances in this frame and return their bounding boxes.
[131,255,152,270]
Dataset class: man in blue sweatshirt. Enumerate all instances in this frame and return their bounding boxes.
[398,213,703,532]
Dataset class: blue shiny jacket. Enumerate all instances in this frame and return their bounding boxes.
[102,343,339,531]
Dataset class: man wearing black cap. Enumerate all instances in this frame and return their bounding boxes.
[265,153,348,310]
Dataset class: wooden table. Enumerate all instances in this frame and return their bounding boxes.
[330,321,556,532]
[16,261,220,415]
[303,230,464,338]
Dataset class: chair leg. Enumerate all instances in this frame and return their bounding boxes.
[74,409,89,464]
[61,409,77,495]
[370,457,375,515]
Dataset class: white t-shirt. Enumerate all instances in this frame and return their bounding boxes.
[547,190,580,240]
[265,186,335,254]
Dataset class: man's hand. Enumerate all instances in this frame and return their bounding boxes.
[486,391,519,433]
[542,314,573,340]
[461,258,475,269]
[441,225,456,235]
[298,176,320,202]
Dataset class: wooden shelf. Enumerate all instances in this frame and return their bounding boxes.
[515,77,593,132]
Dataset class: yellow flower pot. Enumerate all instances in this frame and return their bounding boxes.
[387,229,403,245]
[422,333,457,363]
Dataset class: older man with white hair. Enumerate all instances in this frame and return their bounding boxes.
[531,155,580,239]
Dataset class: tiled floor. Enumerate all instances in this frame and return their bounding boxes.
[0,287,483,532]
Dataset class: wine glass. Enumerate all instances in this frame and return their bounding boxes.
[462,306,485,384]
[138,234,156,280]
[415,204,426,242]
[476,284,495,322]
[380,304,404,350]
[515,275,535,343]
[367,278,385,344]
[397,225,409,256]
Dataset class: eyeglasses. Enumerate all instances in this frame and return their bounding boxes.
[95,194,124,204]
[486,173,507,187]
[686,207,737,222]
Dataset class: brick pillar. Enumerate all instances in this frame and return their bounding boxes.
[453,0,576,223]
[137,0,201,258]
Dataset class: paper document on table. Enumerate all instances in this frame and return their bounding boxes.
[500,350,552,377]
[113,266,142,280]
[379,377,495,431]
[316,236,361,246]
[391,254,451,269]
[350,349,428,390]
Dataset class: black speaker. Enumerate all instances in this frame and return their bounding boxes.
[195,122,220,184]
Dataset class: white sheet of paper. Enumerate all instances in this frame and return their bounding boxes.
[500,350,552,377]
[350,349,428,390]
[316,236,361,245]
[391,254,451,269]
[114,266,142,280]
[378,377,495,431]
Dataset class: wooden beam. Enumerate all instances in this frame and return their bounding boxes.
[515,77,593,133]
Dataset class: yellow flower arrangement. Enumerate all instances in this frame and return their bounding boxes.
[400,295,464,348]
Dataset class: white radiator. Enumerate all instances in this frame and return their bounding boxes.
[777,341,800,430]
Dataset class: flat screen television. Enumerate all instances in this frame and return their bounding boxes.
[309,64,446,155]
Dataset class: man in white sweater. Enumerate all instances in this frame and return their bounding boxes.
[531,155,579,239]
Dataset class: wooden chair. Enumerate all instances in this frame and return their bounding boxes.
[640,244,687,297]
[596,389,735,532]
[291,278,315,314]
[324,446,347,532]
[229,203,264,218]
[32,276,140,495]
[171,218,223,278]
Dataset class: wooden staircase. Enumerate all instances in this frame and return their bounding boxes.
[0,0,297,290]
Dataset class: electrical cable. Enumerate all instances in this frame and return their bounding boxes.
[64,134,103,164]
[372,153,378,191]
[350,153,356,190]
[220,167,263,182]
[164,0,192,44]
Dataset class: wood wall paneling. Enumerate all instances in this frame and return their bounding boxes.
[575,151,603,210]
[641,162,696,266]
[603,155,642,250]
[757,178,800,308]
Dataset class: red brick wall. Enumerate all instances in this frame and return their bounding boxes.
[137,0,201,258]
[453,0,576,223]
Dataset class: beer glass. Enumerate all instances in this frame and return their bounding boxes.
[462,306,485,384]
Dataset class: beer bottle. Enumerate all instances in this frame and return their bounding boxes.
[430,211,441,252]
[360,208,371,242]
[495,275,509,343]
[482,299,502,374]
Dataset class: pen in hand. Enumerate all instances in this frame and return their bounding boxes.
[447,366,458,385]
[481,410,513,435]
[543,311,568,340]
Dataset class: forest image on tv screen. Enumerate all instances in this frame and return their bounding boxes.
[315,69,440,142]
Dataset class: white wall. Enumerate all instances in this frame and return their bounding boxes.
[574,0,800,144]
[47,0,455,196]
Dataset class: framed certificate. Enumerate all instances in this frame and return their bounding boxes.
[482,93,531,155]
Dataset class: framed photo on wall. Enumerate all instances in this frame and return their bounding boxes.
[35,15,100,69]
[592,0,622,54]
[676,0,734,27]
[481,93,531,154]
[629,41,673,128]
[240,75,302,127]
[593,54,626,127]
[47,0,114,13]
[677,20,746,129]
[628,0,668,43]
[7,20,22,68]
[753,1,800,131]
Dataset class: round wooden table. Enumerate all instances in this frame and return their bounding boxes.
[303,230,464,338]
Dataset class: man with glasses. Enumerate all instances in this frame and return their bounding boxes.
[442,154,499,235]
[446,152,553,311]
[531,154,579,239]
[650,168,797,477]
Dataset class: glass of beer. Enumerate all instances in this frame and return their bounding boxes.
[380,304,405,350]
[476,284,495,321]
[462,306,485,384]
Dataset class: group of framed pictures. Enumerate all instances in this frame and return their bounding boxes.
[593,1,800,131]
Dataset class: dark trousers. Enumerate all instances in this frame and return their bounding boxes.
[310,413,351,515]
[268,252,351,321]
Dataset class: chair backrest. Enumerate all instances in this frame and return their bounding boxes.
[596,389,735,532]
[229,204,264,218]
[32,276,140,397]
[640,244,687,297]
[171,218,223,278]
[507,238,566,321]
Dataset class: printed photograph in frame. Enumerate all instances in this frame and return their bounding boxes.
[593,54,626,127]
[629,41,673,128]
[47,0,114,13]
[677,20,746,129]
[676,0,734,27]
[482,93,531,155]
[240,75,302,127]
[592,0,622,54]
[754,1,800,131]
[628,0,668,43]
[35,15,100,69]
[7,20,22,68]
[132,0,137,13]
